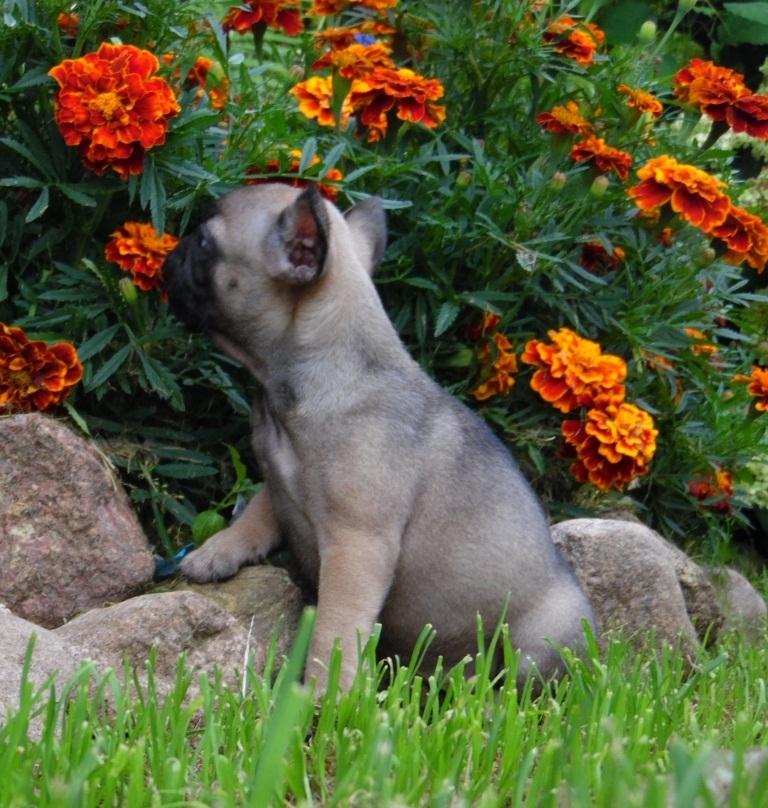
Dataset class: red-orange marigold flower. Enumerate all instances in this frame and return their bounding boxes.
[314,23,395,50]
[462,312,502,342]
[521,327,626,413]
[734,366,768,412]
[247,149,343,201]
[105,221,179,294]
[312,42,395,80]
[471,333,518,401]
[543,16,605,66]
[291,76,353,128]
[627,155,731,232]
[673,59,747,120]
[580,240,625,273]
[0,322,83,413]
[348,67,446,142]
[311,0,396,13]
[562,403,658,491]
[222,0,302,36]
[56,12,79,37]
[617,84,663,118]
[570,136,633,181]
[688,469,734,513]
[727,94,768,139]
[709,204,768,273]
[536,100,593,135]
[186,56,229,110]
[48,43,180,180]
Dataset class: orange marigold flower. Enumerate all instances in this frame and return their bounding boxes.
[56,12,79,37]
[471,333,519,401]
[673,59,747,120]
[222,0,302,35]
[658,226,675,246]
[312,42,395,80]
[186,56,229,111]
[580,240,625,273]
[688,469,734,513]
[348,67,446,142]
[0,322,83,413]
[521,327,626,413]
[734,366,768,412]
[105,221,179,295]
[562,403,658,491]
[291,76,353,128]
[683,327,718,356]
[247,149,343,201]
[727,94,768,139]
[536,100,593,136]
[570,136,633,181]
[617,84,663,118]
[709,204,768,273]
[543,16,605,66]
[48,43,180,180]
[311,0,396,13]
[314,23,395,50]
[462,312,502,342]
[627,155,731,232]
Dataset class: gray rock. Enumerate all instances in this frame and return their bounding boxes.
[551,519,709,659]
[0,413,154,627]
[0,610,82,732]
[179,565,305,658]
[707,567,767,639]
[703,748,768,805]
[54,590,255,691]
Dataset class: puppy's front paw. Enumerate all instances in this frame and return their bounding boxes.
[179,526,263,583]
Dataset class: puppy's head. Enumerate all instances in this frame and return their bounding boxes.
[164,183,386,363]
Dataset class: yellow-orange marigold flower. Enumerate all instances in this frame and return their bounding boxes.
[314,23,395,50]
[247,149,343,201]
[734,366,768,412]
[105,221,179,295]
[688,469,734,513]
[48,43,180,180]
[617,84,663,118]
[521,327,626,413]
[471,333,518,401]
[570,136,633,181]
[0,323,83,413]
[222,0,302,35]
[543,16,605,66]
[562,403,658,491]
[627,155,731,232]
[186,56,229,111]
[56,12,79,37]
[580,240,625,273]
[709,204,768,273]
[348,67,446,142]
[312,42,395,80]
[536,100,593,135]
[683,327,718,356]
[291,76,353,128]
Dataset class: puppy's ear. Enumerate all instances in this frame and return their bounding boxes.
[344,197,387,275]
[272,184,330,285]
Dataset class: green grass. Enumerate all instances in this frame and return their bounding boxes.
[2,610,767,807]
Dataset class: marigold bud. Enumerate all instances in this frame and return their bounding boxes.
[697,247,716,266]
[637,20,657,43]
[456,171,472,188]
[119,277,138,305]
[289,64,305,80]
[590,175,610,197]
[550,171,567,190]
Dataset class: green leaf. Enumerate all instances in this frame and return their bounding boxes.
[58,184,98,207]
[154,463,218,479]
[138,352,182,401]
[0,176,43,188]
[724,2,768,24]
[227,444,248,485]
[298,137,317,173]
[86,344,132,391]
[77,324,122,362]
[434,301,460,337]
[191,510,228,545]
[25,187,49,223]
[320,142,345,176]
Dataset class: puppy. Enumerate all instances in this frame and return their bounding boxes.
[164,183,594,690]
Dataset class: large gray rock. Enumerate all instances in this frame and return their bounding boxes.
[0,413,154,627]
[551,519,717,658]
[54,590,255,691]
[179,565,305,658]
[707,567,767,639]
[0,608,82,731]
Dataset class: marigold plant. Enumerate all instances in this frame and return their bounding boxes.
[105,222,179,295]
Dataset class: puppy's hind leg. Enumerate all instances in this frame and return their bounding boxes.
[180,486,280,583]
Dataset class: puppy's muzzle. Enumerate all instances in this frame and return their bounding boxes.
[164,225,217,332]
